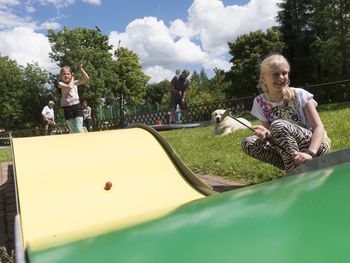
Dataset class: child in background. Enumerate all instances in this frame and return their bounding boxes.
[82,99,93,132]
[58,64,89,133]
[241,54,331,172]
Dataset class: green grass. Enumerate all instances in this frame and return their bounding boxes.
[161,102,350,184]
[0,147,11,163]
[1,102,349,184]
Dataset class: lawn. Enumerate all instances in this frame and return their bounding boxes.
[0,102,349,185]
[161,102,350,184]
[0,146,11,163]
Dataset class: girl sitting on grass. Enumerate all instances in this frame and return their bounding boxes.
[241,54,331,172]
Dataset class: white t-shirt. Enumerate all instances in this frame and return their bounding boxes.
[58,80,80,107]
[41,106,54,119]
[251,88,317,130]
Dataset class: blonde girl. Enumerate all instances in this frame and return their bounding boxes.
[241,54,330,172]
[58,64,89,133]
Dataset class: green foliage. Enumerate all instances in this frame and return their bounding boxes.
[0,56,23,129]
[21,63,52,128]
[48,27,115,117]
[188,69,212,104]
[207,68,230,101]
[145,80,170,105]
[48,27,151,117]
[0,57,51,130]
[277,0,350,84]
[161,102,350,184]
[0,147,11,163]
[309,0,350,82]
[187,68,227,104]
[112,47,150,106]
[226,28,285,98]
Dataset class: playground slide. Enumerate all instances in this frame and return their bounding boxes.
[12,124,214,252]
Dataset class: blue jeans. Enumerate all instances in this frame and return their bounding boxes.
[66,117,84,133]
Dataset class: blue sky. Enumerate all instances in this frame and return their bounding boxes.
[0,0,280,82]
[33,0,250,33]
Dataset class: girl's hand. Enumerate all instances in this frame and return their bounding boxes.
[69,75,75,88]
[252,125,271,140]
[292,151,313,164]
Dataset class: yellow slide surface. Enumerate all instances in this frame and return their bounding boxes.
[12,125,214,251]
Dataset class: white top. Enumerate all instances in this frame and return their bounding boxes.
[83,106,92,119]
[58,80,80,107]
[251,88,317,130]
[41,106,54,119]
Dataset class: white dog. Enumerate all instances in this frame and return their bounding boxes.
[212,109,252,136]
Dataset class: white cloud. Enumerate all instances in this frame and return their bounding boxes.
[0,27,57,71]
[39,21,61,30]
[0,0,20,9]
[38,0,76,9]
[109,17,213,82]
[144,66,175,83]
[169,19,193,39]
[187,0,279,56]
[0,0,280,83]
[0,10,36,30]
[108,0,279,82]
[39,0,101,8]
[82,0,101,5]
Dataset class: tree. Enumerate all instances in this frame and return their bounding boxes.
[144,80,170,105]
[186,68,227,104]
[309,0,350,82]
[226,28,285,98]
[277,0,315,85]
[0,56,24,130]
[21,63,52,128]
[48,27,115,118]
[207,68,229,101]
[277,0,350,84]
[0,56,51,130]
[112,47,150,107]
[187,69,212,104]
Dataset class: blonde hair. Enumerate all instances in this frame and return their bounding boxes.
[59,66,73,79]
[258,54,294,103]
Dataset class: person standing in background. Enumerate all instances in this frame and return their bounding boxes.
[83,100,93,132]
[41,100,56,135]
[168,69,190,124]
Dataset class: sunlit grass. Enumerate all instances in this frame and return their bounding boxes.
[1,102,349,185]
[161,102,350,184]
[0,147,11,163]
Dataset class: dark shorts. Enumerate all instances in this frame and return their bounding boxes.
[63,103,83,120]
[169,96,187,111]
[83,118,93,131]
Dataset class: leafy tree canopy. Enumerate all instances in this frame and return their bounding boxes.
[226,28,285,98]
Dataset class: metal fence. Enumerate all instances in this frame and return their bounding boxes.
[0,96,254,141]
[304,79,350,104]
[0,79,349,143]
[93,96,254,130]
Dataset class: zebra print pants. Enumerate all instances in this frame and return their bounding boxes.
[241,119,331,172]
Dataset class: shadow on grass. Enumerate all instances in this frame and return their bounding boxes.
[319,102,350,112]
